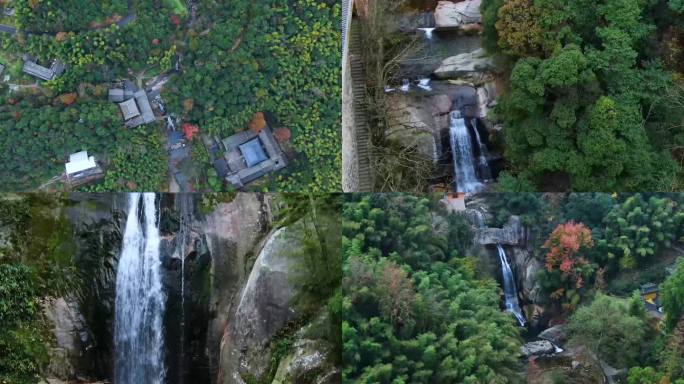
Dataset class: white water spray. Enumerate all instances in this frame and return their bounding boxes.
[470,118,492,181]
[449,111,483,192]
[418,27,435,40]
[417,78,432,91]
[115,193,166,384]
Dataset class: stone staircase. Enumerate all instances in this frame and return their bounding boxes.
[349,21,373,191]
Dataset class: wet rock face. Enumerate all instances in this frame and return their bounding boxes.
[158,197,214,384]
[511,246,543,303]
[204,193,270,376]
[220,224,309,384]
[66,195,126,379]
[43,297,92,380]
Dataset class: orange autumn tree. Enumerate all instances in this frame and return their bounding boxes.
[182,123,199,141]
[542,222,595,309]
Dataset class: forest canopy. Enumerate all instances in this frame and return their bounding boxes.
[342,194,523,383]
[484,0,684,191]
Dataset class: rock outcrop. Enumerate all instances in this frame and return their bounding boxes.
[204,193,271,375]
[521,340,555,357]
[386,93,447,163]
[434,0,482,28]
[510,247,543,303]
[218,220,319,384]
[42,297,92,380]
[434,48,494,81]
[271,309,340,384]
[539,325,568,346]
[475,215,524,245]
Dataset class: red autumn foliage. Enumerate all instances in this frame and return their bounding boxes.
[273,127,291,142]
[543,222,593,289]
[170,14,181,27]
[183,123,199,141]
[152,38,161,46]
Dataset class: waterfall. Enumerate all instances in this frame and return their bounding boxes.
[418,27,435,39]
[472,209,486,228]
[115,193,166,384]
[496,244,525,326]
[449,111,482,192]
[400,78,410,92]
[470,118,492,181]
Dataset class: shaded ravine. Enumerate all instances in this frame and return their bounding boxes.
[471,209,525,326]
[114,193,166,383]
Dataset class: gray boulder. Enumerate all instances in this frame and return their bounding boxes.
[434,48,494,81]
[539,325,568,346]
[521,340,555,357]
[272,340,339,384]
[434,0,481,28]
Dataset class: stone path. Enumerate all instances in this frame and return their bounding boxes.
[349,21,373,191]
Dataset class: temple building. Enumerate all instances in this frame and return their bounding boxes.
[109,83,156,128]
[640,283,662,312]
[22,54,66,81]
[219,127,287,188]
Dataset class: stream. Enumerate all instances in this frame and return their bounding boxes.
[388,1,502,191]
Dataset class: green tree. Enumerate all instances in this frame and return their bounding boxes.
[343,195,523,383]
[661,257,684,330]
[598,194,683,270]
[0,264,50,383]
[567,294,647,368]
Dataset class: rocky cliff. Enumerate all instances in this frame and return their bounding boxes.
[218,219,340,384]
[465,201,544,309]
[38,193,339,384]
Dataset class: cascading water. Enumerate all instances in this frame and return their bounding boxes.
[471,118,492,181]
[496,244,525,326]
[115,193,166,384]
[400,78,410,92]
[449,111,483,192]
[417,78,432,91]
[418,27,435,39]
